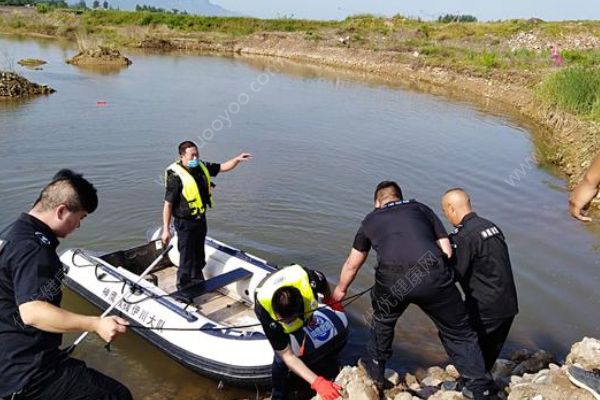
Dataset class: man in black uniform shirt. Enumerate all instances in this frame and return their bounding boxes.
[441,188,518,371]
[0,170,131,400]
[332,181,497,399]
[255,265,344,400]
[161,141,251,289]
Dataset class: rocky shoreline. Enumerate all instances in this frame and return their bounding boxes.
[0,71,55,98]
[310,337,600,400]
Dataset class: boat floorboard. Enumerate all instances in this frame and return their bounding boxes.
[153,266,261,331]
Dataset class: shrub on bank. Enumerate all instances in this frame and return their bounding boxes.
[540,67,600,119]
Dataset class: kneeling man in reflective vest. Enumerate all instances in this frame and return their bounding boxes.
[254,265,345,400]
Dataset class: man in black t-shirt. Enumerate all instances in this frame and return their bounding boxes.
[161,141,251,290]
[0,170,131,400]
[332,181,498,399]
[442,188,518,371]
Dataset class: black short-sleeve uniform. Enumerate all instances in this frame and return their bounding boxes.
[164,161,220,286]
[350,200,495,396]
[352,200,448,266]
[0,214,133,400]
[255,269,329,351]
[0,214,65,397]
[449,212,518,370]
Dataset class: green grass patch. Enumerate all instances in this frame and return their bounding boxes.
[561,50,600,67]
[539,67,600,118]
[81,9,335,35]
[468,50,502,71]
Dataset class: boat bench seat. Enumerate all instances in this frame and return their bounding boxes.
[173,268,252,301]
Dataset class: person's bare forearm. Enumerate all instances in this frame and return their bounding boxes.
[583,153,600,187]
[337,249,367,292]
[19,301,98,334]
[162,201,172,230]
[278,347,317,384]
[338,261,359,292]
[570,154,600,220]
[571,179,599,208]
[220,157,239,173]
[437,237,452,259]
[220,152,252,172]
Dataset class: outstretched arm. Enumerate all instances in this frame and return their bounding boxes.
[332,248,368,302]
[220,152,252,173]
[570,153,600,222]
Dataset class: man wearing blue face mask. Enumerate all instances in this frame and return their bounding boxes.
[162,141,252,291]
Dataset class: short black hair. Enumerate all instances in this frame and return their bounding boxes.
[272,286,304,319]
[34,169,98,213]
[374,180,403,202]
[178,141,197,156]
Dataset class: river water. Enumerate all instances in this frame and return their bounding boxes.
[1,35,600,399]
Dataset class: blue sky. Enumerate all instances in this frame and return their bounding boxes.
[212,0,600,21]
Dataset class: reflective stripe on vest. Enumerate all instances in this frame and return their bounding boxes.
[256,265,319,334]
[165,161,213,217]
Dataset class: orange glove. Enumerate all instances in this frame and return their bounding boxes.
[324,296,345,312]
[311,376,343,400]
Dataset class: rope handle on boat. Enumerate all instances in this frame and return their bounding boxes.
[119,285,373,332]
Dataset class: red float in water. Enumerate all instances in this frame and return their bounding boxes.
[96,101,108,106]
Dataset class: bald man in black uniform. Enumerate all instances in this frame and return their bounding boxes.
[441,188,518,371]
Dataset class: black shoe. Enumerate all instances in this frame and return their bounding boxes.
[175,281,195,303]
[567,366,600,400]
[358,358,391,391]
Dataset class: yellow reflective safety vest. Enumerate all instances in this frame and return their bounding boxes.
[256,265,319,334]
[165,161,213,217]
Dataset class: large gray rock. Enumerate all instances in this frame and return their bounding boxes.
[427,391,464,400]
[508,366,594,400]
[314,365,378,400]
[566,337,600,370]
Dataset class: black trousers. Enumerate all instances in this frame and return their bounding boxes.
[368,258,496,397]
[174,216,207,286]
[12,357,131,400]
[469,315,515,371]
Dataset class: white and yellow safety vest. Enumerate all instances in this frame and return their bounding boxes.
[165,161,213,217]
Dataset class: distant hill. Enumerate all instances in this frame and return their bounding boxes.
[79,0,240,16]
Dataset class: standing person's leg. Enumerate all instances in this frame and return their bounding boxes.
[416,266,496,398]
[477,317,515,371]
[174,218,193,288]
[270,353,289,400]
[20,358,132,400]
[189,215,207,282]
[365,269,409,387]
